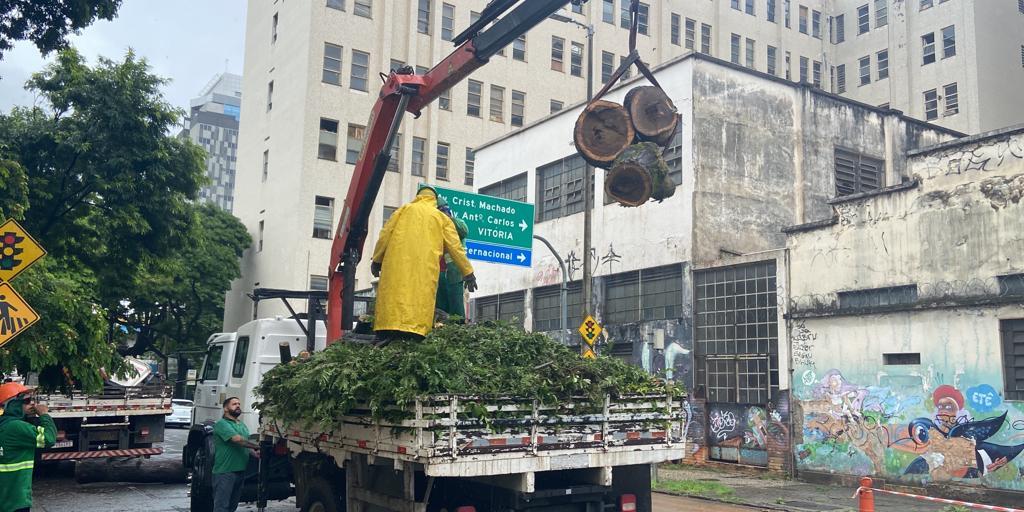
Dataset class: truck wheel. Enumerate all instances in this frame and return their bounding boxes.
[189,435,215,512]
[301,476,342,512]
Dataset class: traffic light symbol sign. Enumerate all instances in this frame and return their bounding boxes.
[0,219,46,283]
[0,231,25,272]
[578,315,602,346]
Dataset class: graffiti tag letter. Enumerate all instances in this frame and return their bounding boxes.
[709,410,738,440]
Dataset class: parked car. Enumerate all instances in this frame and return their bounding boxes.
[165,399,193,428]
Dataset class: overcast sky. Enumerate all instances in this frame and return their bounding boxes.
[0,0,247,116]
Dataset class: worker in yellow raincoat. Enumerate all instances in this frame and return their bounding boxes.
[370,185,476,340]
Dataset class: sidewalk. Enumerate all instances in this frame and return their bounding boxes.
[655,465,947,512]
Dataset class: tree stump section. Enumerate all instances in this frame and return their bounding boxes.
[74,457,187,484]
[624,86,678,146]
[574,100,635,169]
[606,142,676,207]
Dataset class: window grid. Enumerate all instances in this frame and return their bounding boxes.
[604,271,641,324]
[439,89,451,110]
[695,261,779,405]
[350,49,369,91]
[489,84,505,123]
[411,137,427,176]
[532,282,583,332]
[323,43,342,85]
[436,142,450,180]
[924,88,939,120]
[511,90,525,127]
[877,50,889,80]
[537,155,587,221]
[475,292,525,324]
[857,4,869,34]
[464,148,475,186]
[943,83,959,116]
[480,172,527,203]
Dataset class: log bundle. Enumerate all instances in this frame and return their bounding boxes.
[573,86,679,207]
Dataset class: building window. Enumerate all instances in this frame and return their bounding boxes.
[685,18,696,50]
[439,89,451,110]
[859,55,871,85]
[464,148,474,186]
[799,6,808,34]
[417,0,431,34]
[272,13,278,44]
[877,49,889,79]
[327,0,343,11]
[664,120,683,185]
[943,83,959,116]
[883,353,921,366]
[767,46,777,75]
[745,0,755,15]
[313,196,334,239]
[350,49,369,91]
[812,10,821,38]
[620,0,632,27]
[480,172,528,203]
[262,150,269,182]
[467,80,482,117]
[834,14,845,43]
[550,100,564,113]
[511,90,525,127]
[784,0,791,28]
[922,33,936,65]
[941,25,956,58]
[1019,0,1024,14]
[767,0,776,22]
[785,51,792,80]
[572,3,583,14]
[620,54,632,79]
[318,118,339,160]
[570,42,584,77]
[924,88,939,120]
[537,155,587,221]
[345,124,365,165]
[489,85,504,123]
[999,274,1024,296]
[701,23,712,54]
[532,281,583,331]
[636,2,649,34]
[671,14,681,45]
[435,142,449,180]
[1000,320,1024,401]
[354,0,371,18]
[836,63,846,93]
[266,81,274,111]
[799,56,808,83]
[257,220,264,252]
[812,60,822,87]
[601,51,614,83]
[387,133,401,172]
[602,0,614,24]
[838,285,917,310]
[730,34,741,64]
[475,291,525,324]
[441,3,454,41]
[745,38,755,68]
[857,4,869,34]
[875,0,887,27]
[323,43,343,85]
[551,36,564,72]
[834,147,882,196]
[731,0,740,10]
[512,35,526,61]
[411,137,426,177]
[920,0,933,9]
[694,260,779,405]
[309,275,329,292]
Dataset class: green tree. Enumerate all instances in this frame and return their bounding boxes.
[0,0,122,60]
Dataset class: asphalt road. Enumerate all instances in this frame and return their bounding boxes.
[31,428,715,512]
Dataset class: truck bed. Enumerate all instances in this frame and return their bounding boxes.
[263,393,688,478]
[36,382,172,418]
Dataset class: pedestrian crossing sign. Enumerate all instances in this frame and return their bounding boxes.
[0,281,39,348]
[0,219,47,283]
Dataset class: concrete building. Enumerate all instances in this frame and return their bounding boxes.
[470,53,959,472]
[225,0,1022,328]
[785,125,1024,495]
[188,73,243,212]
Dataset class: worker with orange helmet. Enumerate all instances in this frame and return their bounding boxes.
[0,382,56,512]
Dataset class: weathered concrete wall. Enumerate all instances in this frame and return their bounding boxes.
[786,127,1024,493]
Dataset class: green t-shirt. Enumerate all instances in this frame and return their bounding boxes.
[213,417,251,474]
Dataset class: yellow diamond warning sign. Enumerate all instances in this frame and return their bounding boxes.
[0,219,47,282]
[578,315,602,346]
[0,282,40,348]
[581,347,596,359]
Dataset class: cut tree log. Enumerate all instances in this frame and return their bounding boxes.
[574,100,635,168]
[74,457,186,484]
[624,86,679,146]
[605,142,676,207]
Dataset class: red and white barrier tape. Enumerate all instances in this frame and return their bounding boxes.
[853,486,1024,512]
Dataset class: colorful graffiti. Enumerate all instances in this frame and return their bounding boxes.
[796,370,1024,490]
[707,401,789,467]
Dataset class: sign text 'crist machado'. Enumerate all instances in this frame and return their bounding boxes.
[434,185,535,268]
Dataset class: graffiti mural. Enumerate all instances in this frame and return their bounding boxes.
[707,401,789,467]
[796,370,1024,490]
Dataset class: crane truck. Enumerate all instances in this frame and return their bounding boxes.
[185,2,688,511]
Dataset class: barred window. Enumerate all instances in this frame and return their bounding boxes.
[532,281,583,331]
[475,291,525,324]
[313,196,334,239]
[480,172,527,203]
[834,147,883,196]
[537,155,588,221]
[838,285,917,310]
[1000,320,1024,401]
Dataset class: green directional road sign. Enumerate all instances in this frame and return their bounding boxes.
[434,185,535,268]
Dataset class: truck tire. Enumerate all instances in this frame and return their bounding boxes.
[190,434,215,512]
[301,476,342,512]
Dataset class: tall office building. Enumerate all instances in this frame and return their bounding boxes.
[188,73,243,212]
[224,0,1024,330]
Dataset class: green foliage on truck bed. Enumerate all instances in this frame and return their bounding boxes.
[255,322,683,426]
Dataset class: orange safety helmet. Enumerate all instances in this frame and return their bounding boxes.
[0,382,32,405]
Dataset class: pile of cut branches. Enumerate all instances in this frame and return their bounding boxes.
[255,322,682,427]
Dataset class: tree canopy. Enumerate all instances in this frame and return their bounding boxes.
[0,0,122,60]
[0,48,247,391]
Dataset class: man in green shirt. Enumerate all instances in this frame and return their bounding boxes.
[212,397,257,512]
[0,382,57,512]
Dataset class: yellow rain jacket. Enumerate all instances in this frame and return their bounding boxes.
[371,190,473,336]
